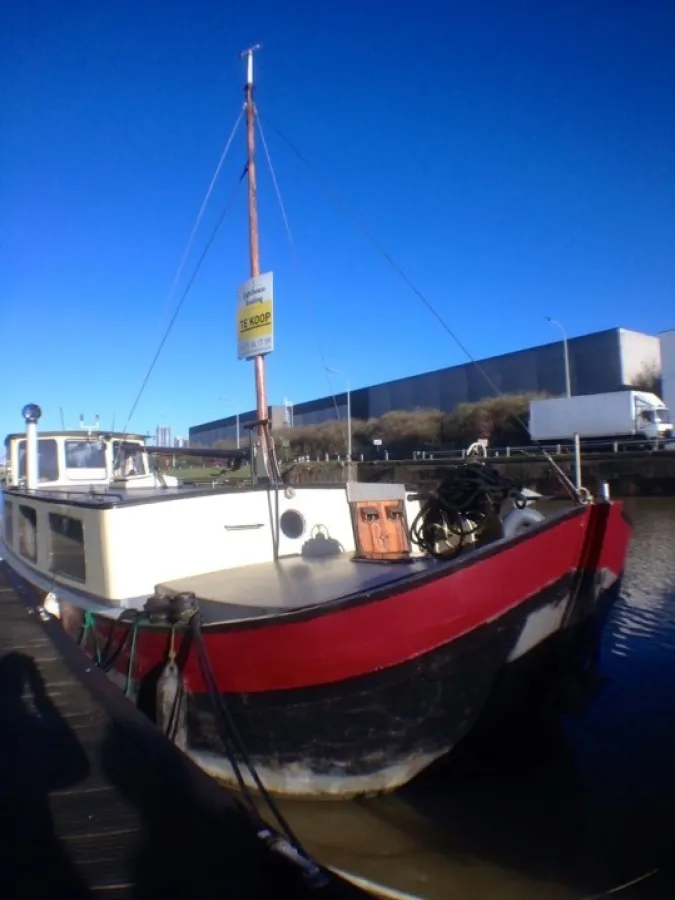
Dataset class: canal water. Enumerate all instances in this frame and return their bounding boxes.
[269,498,675,900]
[1,493,673,898]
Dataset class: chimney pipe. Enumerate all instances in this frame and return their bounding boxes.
[22,403,42,489]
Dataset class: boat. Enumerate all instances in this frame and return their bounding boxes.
[2,427,180,492]
[0,48,632,800]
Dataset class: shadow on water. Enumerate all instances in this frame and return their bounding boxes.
[98,714,365,900]
[99,718,280,899]
[0,651,92,900]
[280,634,605,900]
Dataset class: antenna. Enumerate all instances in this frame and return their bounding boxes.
[79,413,101,438]
[239,43,262,86]
[60,407,66,429]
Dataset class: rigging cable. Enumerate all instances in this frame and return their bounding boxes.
[189,612,327,887]
[155,110,243,332]
[114,167,247,460]
[259,113,579,500]
[113,110,244,462]
[255,108,348,452]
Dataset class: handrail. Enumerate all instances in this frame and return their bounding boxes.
[286,437,675,465]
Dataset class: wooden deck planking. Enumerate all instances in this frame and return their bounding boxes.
[0,566,367,900]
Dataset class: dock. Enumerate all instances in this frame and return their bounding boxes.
[0,566,367,900]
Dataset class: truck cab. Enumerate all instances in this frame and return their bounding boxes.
[632,392,671,440]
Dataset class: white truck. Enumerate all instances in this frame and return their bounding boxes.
[529,390,672,443]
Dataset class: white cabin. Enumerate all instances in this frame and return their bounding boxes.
[0,410,540,627]
[3,430,178,491]
[1,414,426,617]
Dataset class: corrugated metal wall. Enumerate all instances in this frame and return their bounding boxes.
[617,329,662,387]
[660,330,675,418]
[366,328,626,417]
[189,328,662,445]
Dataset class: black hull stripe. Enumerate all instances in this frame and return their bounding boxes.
[185,573,604,781]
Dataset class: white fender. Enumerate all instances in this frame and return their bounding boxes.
[502,506,545,539]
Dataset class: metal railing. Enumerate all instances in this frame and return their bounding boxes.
[290,437,675,465]
[412,437,675,461]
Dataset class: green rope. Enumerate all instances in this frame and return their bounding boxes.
[79,610,103,666]
[78,609,173,700]
[124,617,141,698]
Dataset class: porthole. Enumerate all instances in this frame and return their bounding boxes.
[280,509,305,540]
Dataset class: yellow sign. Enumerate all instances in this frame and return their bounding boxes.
[238,300,272,339]
[237,272,274,360]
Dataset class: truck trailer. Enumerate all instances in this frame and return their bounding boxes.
[529,390,672,442]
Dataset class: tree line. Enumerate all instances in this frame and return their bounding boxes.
[173,358,665,465]
[206,393,541,459]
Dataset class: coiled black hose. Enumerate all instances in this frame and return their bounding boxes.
[410,463,523,559]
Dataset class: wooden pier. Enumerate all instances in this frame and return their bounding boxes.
[0,567,366,900]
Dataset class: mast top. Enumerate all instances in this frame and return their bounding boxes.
[239,44,262,87]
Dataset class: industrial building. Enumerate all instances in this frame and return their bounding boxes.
[189,327,662,447]
[661,329,675,422]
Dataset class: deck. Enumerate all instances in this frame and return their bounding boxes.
[158,553,439,625]
[0,565,366,899]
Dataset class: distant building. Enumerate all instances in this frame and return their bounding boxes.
[660,330,675,422]
[189,327,662,447]
[173,435,189,448]
[190,405,286,448]
[283,398,294,427]
[156,425,172,446]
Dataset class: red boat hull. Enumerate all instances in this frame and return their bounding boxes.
[13,501,632,798]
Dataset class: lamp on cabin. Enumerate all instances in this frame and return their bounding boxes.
[21,404,42,424]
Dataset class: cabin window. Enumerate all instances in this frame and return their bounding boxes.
[49,513,86,582]
[17,439,59,482]
[65,440,107,480]
[112,441,146,477]
[18,505,38,561]
[3,500,13,547]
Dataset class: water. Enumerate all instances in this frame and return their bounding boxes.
[268,498,675,900]
[3,492,674,897]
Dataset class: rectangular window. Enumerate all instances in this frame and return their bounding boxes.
[17,439,59,482]
[64,440,107,481]
[3,500,13,547]
[65,441,106,469]
[112,441,146,477]
[49,513,86,582]
[18,505,37,561]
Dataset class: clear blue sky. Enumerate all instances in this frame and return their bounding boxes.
[2,0,674,441]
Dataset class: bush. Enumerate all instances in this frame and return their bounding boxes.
[274,420,368,458]
[271,393,547,458]
[365,409,444,453]
[442,394,540,447]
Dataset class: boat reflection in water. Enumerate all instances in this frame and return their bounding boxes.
[268,500,675,900]
[263,603,608,900]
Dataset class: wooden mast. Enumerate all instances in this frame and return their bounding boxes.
[241,44,271,477]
